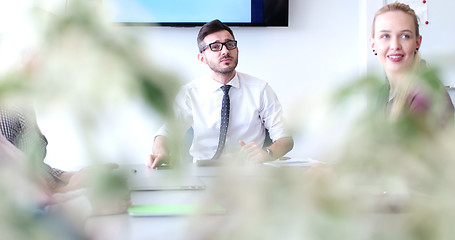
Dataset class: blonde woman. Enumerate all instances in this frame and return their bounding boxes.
[370,3,454,125]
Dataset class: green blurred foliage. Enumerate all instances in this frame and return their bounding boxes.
[0,0,181,238]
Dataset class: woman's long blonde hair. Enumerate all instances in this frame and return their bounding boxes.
[372,3,424,119]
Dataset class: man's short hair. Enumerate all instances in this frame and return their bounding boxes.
[197,19,235,52]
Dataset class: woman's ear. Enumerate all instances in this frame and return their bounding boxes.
[370,37,375,50]
[370,38,376,55]
[416,35,422,49]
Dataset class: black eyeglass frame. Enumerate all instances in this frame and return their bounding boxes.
[200,40,238,53]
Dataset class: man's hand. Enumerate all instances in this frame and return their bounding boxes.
[239,140,269,163]
[146,135,170,169]
[89,190,131,216]
[91,197,132,216]
[145,154,170,169]
[57,163,119,193]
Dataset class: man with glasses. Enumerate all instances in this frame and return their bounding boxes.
[146,20,293,168]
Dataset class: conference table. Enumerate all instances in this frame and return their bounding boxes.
[84,162,286,240]
[83,159,421,240]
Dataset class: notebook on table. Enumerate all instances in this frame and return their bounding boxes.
[128,203,226,217]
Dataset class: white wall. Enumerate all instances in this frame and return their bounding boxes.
[39,0,455,169]
[411,1,455,105]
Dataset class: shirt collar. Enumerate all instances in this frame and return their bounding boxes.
[204,72,240,93]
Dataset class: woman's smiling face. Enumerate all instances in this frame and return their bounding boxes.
[371,10,422,75]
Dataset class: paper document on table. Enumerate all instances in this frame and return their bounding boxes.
[128,204,226,217]
[263,157,325,168]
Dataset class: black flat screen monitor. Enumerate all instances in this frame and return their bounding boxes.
[104,0,288,27]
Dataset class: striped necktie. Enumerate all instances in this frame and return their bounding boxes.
[212,85,231,160]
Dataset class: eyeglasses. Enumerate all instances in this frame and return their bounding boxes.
[200,40,237,53]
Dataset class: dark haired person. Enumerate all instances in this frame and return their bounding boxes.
[0,105,71,191]
[146,20,293,168]
[0,104,130,216]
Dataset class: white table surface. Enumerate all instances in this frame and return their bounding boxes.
[84,163,233,240]
[85,161,432,240]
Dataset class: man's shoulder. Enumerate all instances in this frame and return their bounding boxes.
[178,76,214,97]
[180,78,204,91]
[185,74,214,87]
[237,72,268,87]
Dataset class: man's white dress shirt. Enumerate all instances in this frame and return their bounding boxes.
[156,72,289,162]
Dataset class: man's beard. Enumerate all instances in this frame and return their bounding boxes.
[208,56,238,75]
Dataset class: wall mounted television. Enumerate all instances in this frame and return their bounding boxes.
[104,0,289,27]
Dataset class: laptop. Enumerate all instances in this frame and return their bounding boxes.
[128,176,206,191]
